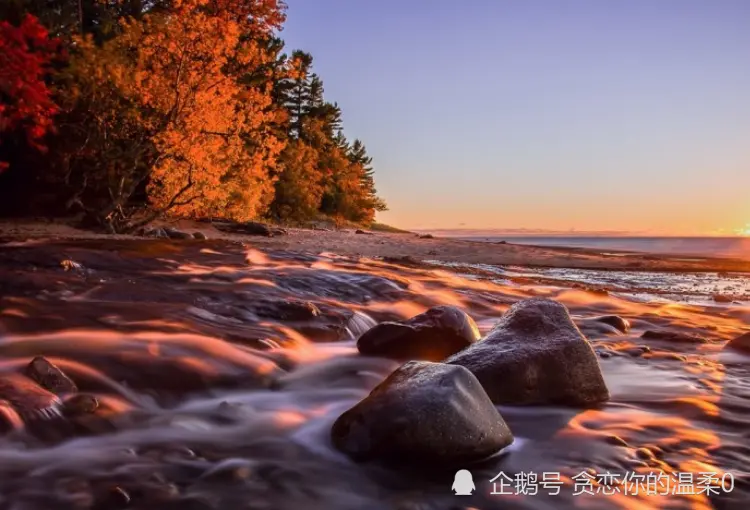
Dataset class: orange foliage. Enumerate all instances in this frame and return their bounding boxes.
[76,0,284,220]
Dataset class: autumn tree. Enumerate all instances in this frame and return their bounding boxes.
[58,0,286,230]
[0,14,61,172]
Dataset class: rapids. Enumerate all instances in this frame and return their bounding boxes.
[0,238,748,509]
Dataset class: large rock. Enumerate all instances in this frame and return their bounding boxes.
[356,306,480,361]
[331,361,512,464]
[727,332,750,352]
[447,298,609,407]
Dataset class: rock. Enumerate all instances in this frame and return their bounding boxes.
[143,227,169,239]
[62,394,99,416]
[0,373,62,422]
[192,232,208,240]
[727,332,750,352]
[713,294,733,303]
[214,221,286,237]
[355,229,373,235]
[592,315,630,333]
[381,255,423,267]
[60,259,83,271]
[254,299,321,321]
[446,298,610,407]
[25,356,78,395]
[331,361,513,464]
[164,228,194,240]
[418,234,434,239]
[641,330,706,343]
[356,306,480,361]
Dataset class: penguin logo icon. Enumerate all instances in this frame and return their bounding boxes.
[452,469,475,495]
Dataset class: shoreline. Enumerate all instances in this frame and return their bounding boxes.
[1,219,750,273]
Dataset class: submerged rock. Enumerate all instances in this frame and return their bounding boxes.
[641,330,706,343]
[0,373,62,422]
[331,361,512,465]
[727,332,750,352]
[254,298,321,321]
[192,231,208,240]
[447,298,610,407]
[25,356,78,395]
[356,306,480,361]
[592,315,630,333]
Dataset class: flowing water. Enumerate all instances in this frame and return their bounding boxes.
[0,238,748,509]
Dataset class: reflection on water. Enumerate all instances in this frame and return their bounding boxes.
[0,238,748,509]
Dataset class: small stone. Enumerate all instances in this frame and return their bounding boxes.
[25,356,78,395]
[592,315,631,333]
[635,447,656,461]
[192,232,208,240]
[63,394,99,416]
[60,259,83,271]
[606,435,629,447]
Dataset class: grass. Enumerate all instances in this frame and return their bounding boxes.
[369,222,413,234]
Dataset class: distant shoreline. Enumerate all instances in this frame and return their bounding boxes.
[1,219,749,273]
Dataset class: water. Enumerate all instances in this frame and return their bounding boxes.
[0,238,748,509]
[456,236,750,259]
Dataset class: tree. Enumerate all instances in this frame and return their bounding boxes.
[58,0,286,230]
[0,14,61,172]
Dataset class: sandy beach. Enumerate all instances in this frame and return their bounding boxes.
[2,219,750,273]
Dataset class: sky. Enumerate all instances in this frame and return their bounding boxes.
[281,0,750,235]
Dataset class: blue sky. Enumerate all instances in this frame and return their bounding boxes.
[280,0,750,234]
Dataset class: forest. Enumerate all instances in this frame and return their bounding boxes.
[0,0,386,232]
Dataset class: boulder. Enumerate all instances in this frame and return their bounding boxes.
[331,361,513,464]
[25,356,77,395]
[447,298,609,407]
[727,332,750,352]
[356,306,480,361]
[163,228,194,240]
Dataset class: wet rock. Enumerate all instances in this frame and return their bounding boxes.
[356,306,480,361]
[727,332,750,352]
[355,229,373,235]
[418,234,434,239]
[25,356,78,395]
[214,221,286,237]
[253,298,321,321]
[0,399,23,433]
[713,294,733,303]
[447,298,610,407]
[331,360,512,465]
[381,255,423,267]
[0,373,62,422]
[60,259,83,271]
[592,315,630,333]
[62,394,99,416]
[143,227,169,239]
[164,228,194,240]
[192,232,208,240]
[641,330,707,343]
[606,435,629,447]
[622,346,651,357]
